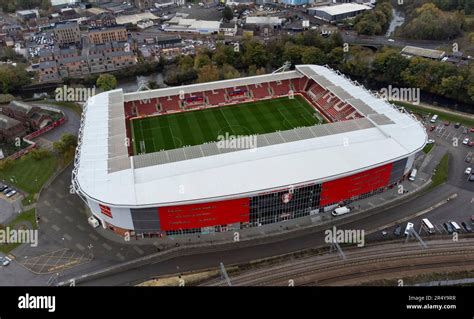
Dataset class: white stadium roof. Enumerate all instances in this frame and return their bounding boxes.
[74,65,426,208]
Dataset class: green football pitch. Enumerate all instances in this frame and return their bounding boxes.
[131,95,323,155]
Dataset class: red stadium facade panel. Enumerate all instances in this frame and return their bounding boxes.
[319,163,393,206]
[159,198,250,231]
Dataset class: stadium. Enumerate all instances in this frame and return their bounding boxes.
[72,64,427,237]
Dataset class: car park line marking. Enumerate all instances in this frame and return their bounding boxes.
[133,246,144,255]
[102,243,112,251]
[75,243,85,251]
[51,224,60,232]
[434,224,443,234]
[116,253,125,261]
[64,216,74,223]
[76,224,85,231]
[88,233,98,241]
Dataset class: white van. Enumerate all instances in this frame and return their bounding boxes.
[450,221,462,232]
[88,216,100,228]
[331,206,350,217]
[422,218,435,234]
[430,114,438,123]
[409,169,417,181]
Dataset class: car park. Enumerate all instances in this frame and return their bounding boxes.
[465,167,472,175]
[461,222,472,232]
[394,225,402,236]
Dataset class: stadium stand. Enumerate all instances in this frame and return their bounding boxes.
[159,95,181,112]
[136,98,159,116]
[250,83,271,99]
[270,79,292,96]
[205,89,227,105]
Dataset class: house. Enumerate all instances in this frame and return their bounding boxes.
[0,114,26,142]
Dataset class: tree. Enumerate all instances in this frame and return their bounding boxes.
[197,65,220,83]
[301,47,326,65]
[30,148,51,161]
[222,6,233,22]
[53,133,77,155]
[221,64,240,80]
[194,53,212,70]
[96,74,117,91]
[0,64,31,94]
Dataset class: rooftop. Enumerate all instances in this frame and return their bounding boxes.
[310,3,372,16]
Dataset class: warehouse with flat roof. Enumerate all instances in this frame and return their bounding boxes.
[308,3,372,22]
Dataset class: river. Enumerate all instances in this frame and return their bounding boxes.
[386,7,405,37]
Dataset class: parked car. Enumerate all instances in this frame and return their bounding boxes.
[465,167,472,175]
[2,187,12,194]
[463,137,470,145]
[470,128,474,133]
[466,155,472,163]
[0,256,11,267]
[444,222,454,234]
[469,174,474,182]
[6,190,16,198]
[463,127,468,134]
[404,222,414,236]
[461,222,472,232]
[469,141,474,147]
[444,121,450,126]
[394,225,402,237]
[455,122,461,128]
[427,139,435,144]
[0,184,7,192]
[429,125,435,131]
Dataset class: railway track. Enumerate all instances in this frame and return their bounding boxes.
[201,239,474,286]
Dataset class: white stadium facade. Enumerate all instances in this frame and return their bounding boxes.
[72,65,427,237]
